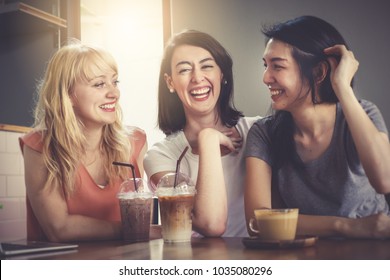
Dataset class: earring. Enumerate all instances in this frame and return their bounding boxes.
[223,79,228,85]
[169,88,175,93]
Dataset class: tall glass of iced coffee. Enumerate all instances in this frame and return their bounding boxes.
[156,172,196,243]
[117,178,153,243]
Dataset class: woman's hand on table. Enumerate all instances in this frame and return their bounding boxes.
[341,213,390,239]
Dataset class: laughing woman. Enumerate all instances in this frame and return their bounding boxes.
[20,41,147,242]
[144,30,260,237]
[245,16,390,239]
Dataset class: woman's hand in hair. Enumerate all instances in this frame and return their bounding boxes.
[324,44,359,94]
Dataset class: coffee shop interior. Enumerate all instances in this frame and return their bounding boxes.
[1,0,390,260]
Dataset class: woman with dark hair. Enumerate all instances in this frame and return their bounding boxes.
[144,30,260,237]
[245,16,390,238]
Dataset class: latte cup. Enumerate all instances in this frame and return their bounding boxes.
[249,208,299,240]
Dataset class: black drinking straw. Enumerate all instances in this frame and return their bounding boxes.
[174,146,189,188]
[112,161,138,192]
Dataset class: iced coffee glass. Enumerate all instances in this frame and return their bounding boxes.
[117,178,153,243]
[155,172,196,243]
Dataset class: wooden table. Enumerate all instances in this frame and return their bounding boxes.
[9,237,390,260]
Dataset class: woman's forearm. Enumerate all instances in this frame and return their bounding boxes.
[338,89,390,193]
[192,128,228,236]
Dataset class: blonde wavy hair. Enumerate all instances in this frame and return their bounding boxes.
[33,40,131,196]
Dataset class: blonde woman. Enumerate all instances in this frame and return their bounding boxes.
[19,41,147,242]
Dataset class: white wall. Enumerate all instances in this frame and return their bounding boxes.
[0,130,27,242]
[81,0,165,147]
[170,0,390,129]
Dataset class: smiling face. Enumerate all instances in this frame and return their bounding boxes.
[164,44,224,120]
[70,69,120,129]
[262,39,311,112]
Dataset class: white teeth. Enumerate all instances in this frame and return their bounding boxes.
[190,87,210,95]
[270,89,283,96]
[99,103,115,109]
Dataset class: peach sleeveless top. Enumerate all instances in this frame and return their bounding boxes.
[19,127,146,241]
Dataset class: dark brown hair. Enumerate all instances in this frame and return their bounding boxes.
[157,29,243,135]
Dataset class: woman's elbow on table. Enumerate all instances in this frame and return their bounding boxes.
[193,219,226,237]
[43,223,73,243]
